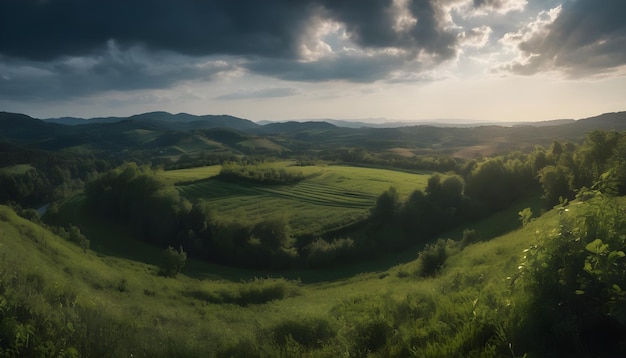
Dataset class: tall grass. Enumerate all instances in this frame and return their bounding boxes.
[1,197,577,357]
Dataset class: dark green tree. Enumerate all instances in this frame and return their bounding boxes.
[370,186,400,224]
[538,165,574,206]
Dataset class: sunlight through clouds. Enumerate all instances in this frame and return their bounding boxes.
[0,0,624,121]
[458,26,492,48]
[497,5,562,74]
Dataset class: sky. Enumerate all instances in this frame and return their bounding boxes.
[1,0,625,123]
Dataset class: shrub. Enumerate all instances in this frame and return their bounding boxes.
[68,225,89,252]
[416,239,450,277]
[271,317,337,348]
[460,228,477,249]
[518,208,533,227]
[351,317,393,354]
[159,246,187,277]
[513,194,626,356]
[233,278,299,306]
[306,237,355,268]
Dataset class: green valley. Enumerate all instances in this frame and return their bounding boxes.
[2,110,626,356]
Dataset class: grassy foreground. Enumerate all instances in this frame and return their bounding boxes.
[0,194,565,356]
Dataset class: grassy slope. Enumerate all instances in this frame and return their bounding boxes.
[1,190,555,356]
[170,162,432,235]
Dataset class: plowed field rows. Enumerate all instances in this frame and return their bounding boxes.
[171,163,431,235]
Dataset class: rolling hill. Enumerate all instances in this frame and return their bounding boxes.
[1,110,626,161]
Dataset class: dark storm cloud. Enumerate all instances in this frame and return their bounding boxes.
[316,0,455,59]
[0,0,463,99]
[0,0,308,61]
[0,0,458,61]
[0,47,234,100]
[504,0,626,77]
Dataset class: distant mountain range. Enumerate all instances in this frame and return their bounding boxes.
[1,110,625,158]
[258,118,579,129]
[46,112,581,129]
[44,111,259,131]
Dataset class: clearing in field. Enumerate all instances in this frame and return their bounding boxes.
[172,162,432,236]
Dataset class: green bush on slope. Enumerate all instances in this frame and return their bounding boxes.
[512,191,626,356]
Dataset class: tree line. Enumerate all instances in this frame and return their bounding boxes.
[218,162,305,185]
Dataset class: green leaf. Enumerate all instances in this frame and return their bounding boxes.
[613,284,623,293]
[585,239,608,254]
[608,250,625,264]
[575,290,585,295]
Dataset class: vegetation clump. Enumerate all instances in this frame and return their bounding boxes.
[270,316,337,348]
[186,277,300,306]
[218,162,305,185]
[160,245,187,277]
[416,238,453,277]
[512,191,626,356]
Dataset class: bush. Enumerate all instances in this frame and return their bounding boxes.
[460,228,477,249]
[232,278,299,306]
[352,318,393,353]
[513,194,626,356]
[159,246,187,277]
[416,239,450,277]
[68,225,89,252]
[271,317,337,348]
[306,237,355,268]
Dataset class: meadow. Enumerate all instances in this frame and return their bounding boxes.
[167,162,432,235]
[0,194,548,357]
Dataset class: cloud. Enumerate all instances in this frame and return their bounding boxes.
[5,0,622,104]
[0,0,310,61]
[0,41,237,100]
[0,0,458,62]
[246,50,415,83]
[458,26,492,48]
[471,0,527,15]
[499,0,626,77]
[216,87,302,100]
[0,0,463,91]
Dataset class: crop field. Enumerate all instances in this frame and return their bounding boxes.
[173,162,432,235]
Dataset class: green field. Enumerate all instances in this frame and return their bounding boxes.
[170,162,432,235]
[0,164,34,175]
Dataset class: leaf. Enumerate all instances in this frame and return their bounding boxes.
[575,290,585,295]
[608,250,625,264]
[585,239,608,254]
[613,284,622,293]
